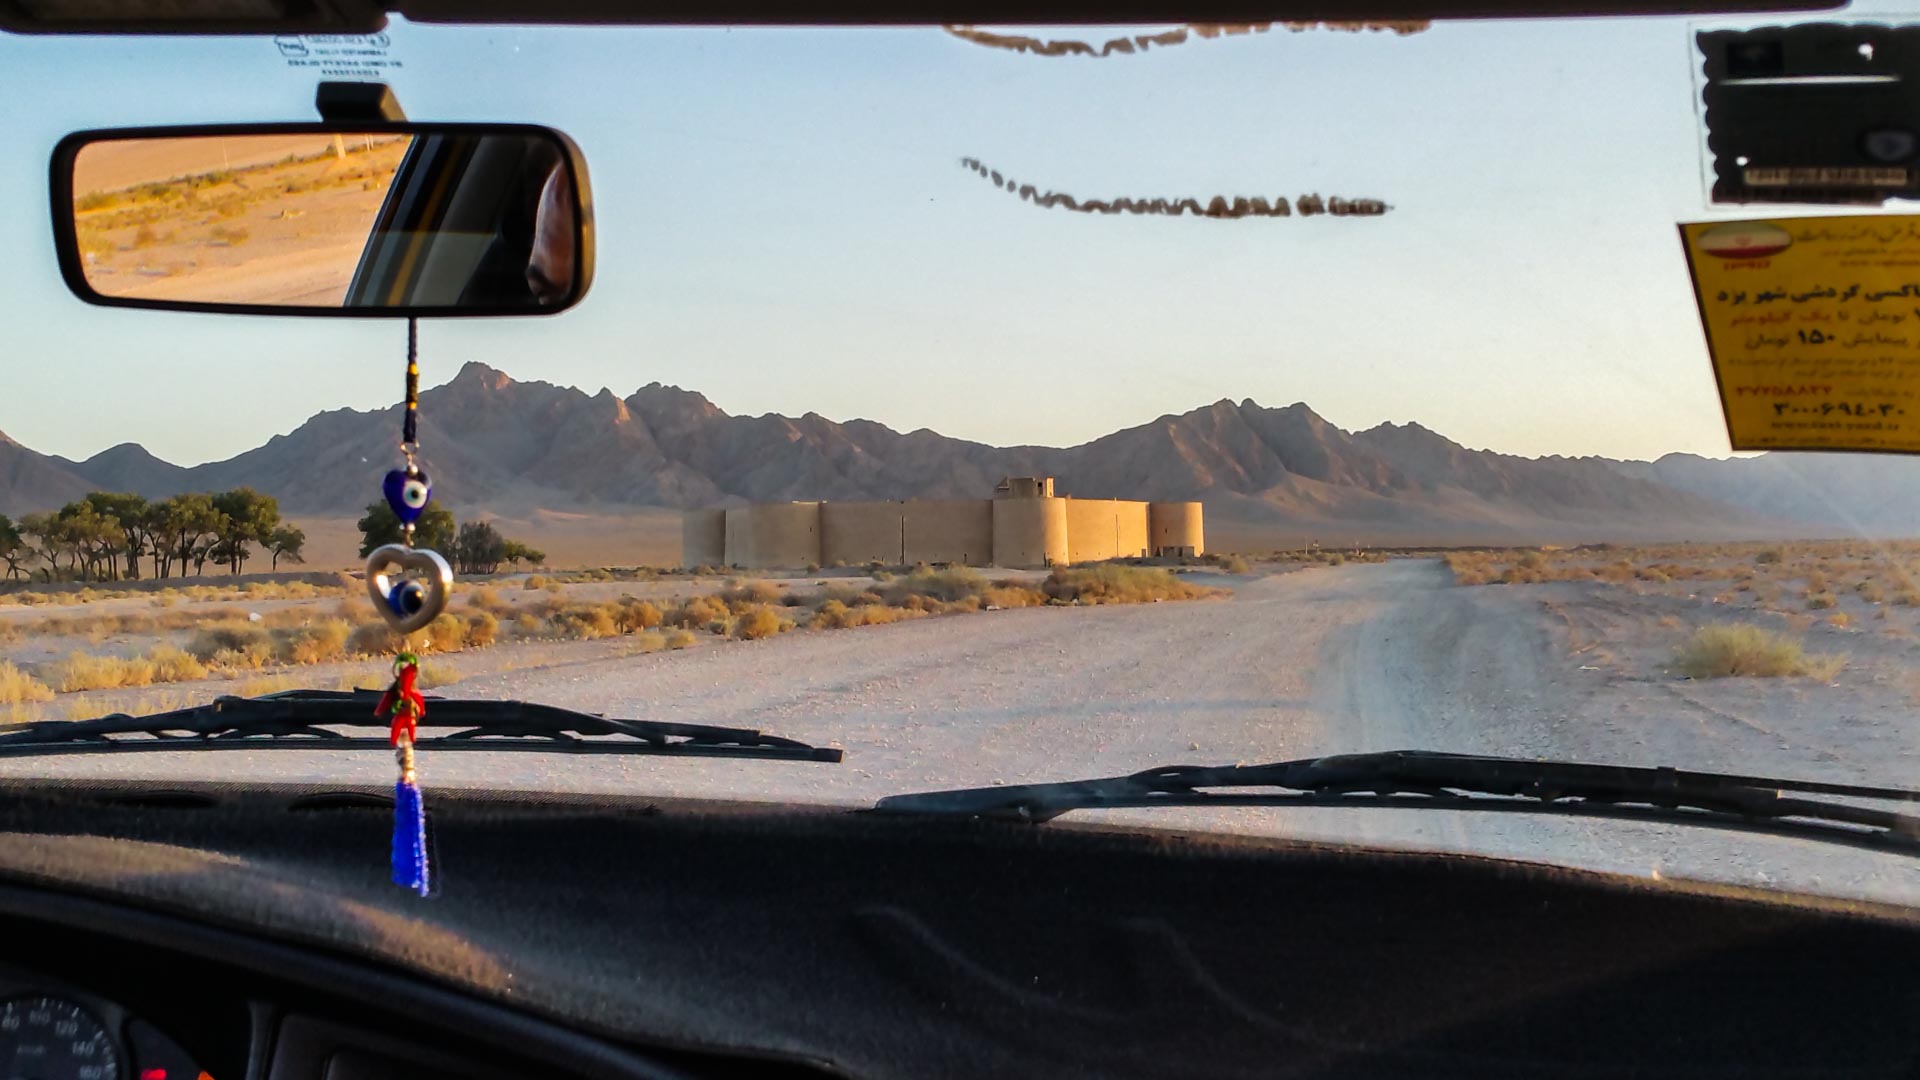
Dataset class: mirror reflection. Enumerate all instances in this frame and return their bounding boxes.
[68,130,584,312]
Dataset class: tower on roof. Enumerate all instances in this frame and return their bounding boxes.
[993,476,1054,499]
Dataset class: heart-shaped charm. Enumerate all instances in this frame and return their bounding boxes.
[365,544,454,634]
[382,466,433,525]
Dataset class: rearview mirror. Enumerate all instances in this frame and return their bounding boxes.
[51,124,594,316]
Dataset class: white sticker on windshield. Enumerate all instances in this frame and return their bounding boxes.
[273,34,403,81]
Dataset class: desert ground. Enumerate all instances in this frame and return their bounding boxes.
[2,541,1920,904]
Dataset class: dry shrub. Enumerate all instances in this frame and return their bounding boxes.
[719,579,782,609]
[1828,612,1852,628]
[148,645,208,682]
[466,610,499,646]
[424,613,470,652]
[855,604,919,627]
[417,661,460,688]
[556,603,621,639]
[1443,553,1489,584]
[665,628,699,649]
[1043,565,1217,604]
[1215,553,1252,574]
[1805,570,1831,592]
[276,619,351,664]
[666,596,729,629]
[884,567,988,604]
[1673,624,1844,680]
[346,621,404,657]
[733,605,789,640]
[522,575,550,591]
[521,593,567,618]
[466,586,508,613]
[983,584,1045,609]
[257,608,316,630]
[809,599,851,629]
[514,612,542,636]
[0,662,53,704]
[1806,592,1838,610]
[812,601,920,629]
[1756,548,1784,564]
[187,622,272,662]
[211,643,275,671]
[614,598,663,632]
[635,630,668,652]
[45,652,156,692]
[1859,581,1887,604]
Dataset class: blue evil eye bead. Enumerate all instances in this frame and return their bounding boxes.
[387,579,427,617]
[366,544,453,634]
[383,467,432,524]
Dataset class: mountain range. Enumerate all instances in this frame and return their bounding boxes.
[0,361,1904,542]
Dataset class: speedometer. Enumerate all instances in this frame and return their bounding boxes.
[0,996,121,1080]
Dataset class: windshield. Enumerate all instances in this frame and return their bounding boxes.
[6,11,1920,904]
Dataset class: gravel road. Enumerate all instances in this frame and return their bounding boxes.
[12,560,1920,905]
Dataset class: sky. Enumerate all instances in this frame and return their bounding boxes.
[0,10,1903,467]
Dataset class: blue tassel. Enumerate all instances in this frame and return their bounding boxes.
[392,777,431,896]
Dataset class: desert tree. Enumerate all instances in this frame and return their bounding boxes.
[357,500,455,557]
[267,524,307,571]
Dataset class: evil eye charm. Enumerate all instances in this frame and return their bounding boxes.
[387,580,428,618]
[383,467,433,525]
[365,544,453,634]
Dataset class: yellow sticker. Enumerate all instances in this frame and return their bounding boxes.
[1682,215,1920,453]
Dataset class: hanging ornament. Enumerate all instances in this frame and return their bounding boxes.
[376,651,431,897]
[366,319,450,897]
[365,544,453,633]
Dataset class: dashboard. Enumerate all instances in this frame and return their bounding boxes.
[0,877,790,1080]
[0,972,213,1080]
[4,777,1920,1079]
[0,908,676,1080]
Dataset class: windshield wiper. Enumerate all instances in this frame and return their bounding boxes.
[0,689,842,763]
[874,749,1920,857]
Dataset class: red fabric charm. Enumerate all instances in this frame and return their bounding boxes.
[375,651,426,746]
